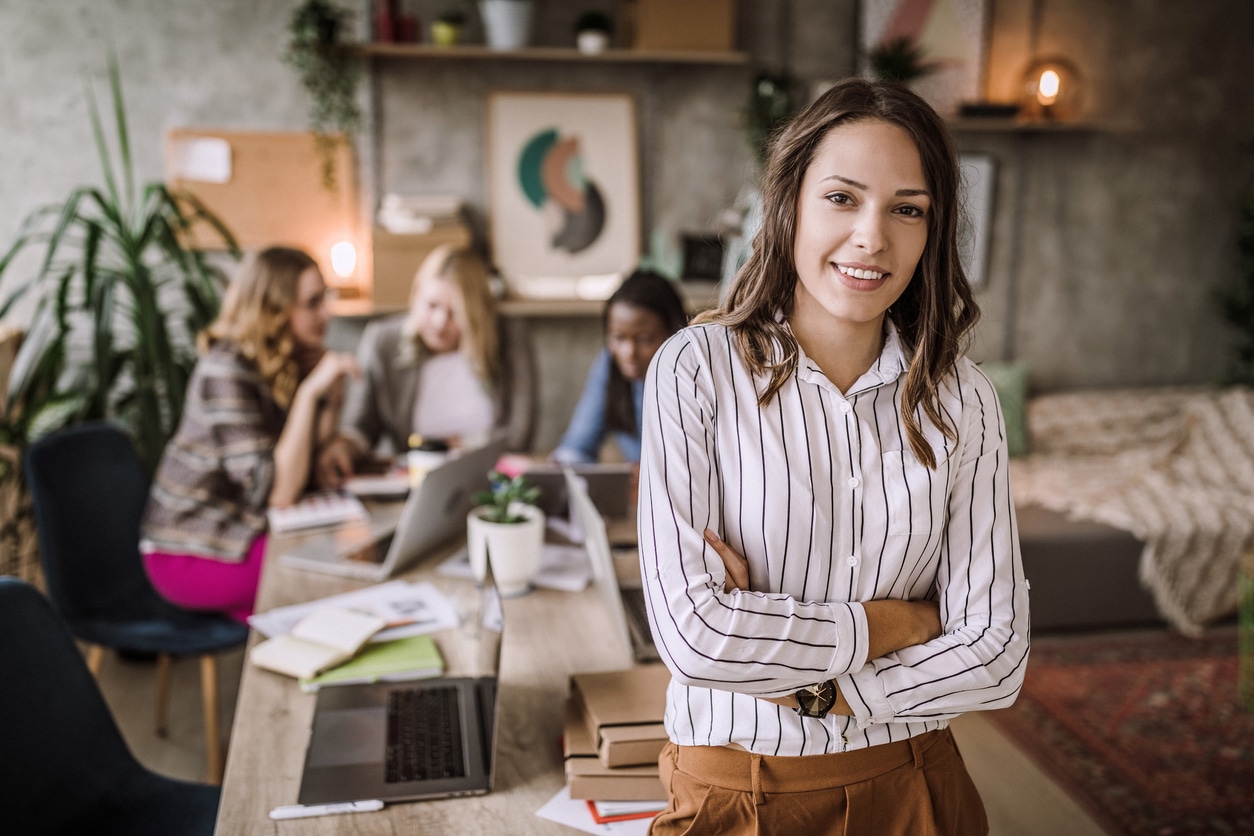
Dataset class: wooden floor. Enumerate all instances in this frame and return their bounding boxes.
[95,647,1109,835]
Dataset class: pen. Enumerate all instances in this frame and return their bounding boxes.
[268,799,385,820]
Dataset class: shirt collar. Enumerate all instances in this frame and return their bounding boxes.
[791,317,909,396]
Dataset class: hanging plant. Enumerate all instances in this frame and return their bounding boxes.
[284,0,362,190]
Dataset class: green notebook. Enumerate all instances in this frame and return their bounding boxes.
[298,634,444,692]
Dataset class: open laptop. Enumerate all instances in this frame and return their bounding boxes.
[563,467,659,663]
[297,578,504,805]
[281,440,505,582]
[522,461,634,519]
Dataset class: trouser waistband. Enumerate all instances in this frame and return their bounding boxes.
[671,728,947,797]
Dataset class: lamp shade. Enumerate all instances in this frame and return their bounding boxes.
[1020,56,1082,121]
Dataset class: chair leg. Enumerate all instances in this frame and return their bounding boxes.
[201,654,224,785]
[155,653,172,738]
[86,644,104,676]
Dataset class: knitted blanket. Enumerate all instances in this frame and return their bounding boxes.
[1008,387,1254,635]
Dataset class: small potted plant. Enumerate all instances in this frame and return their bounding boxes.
[467,470,544,596]
[574,10,613,54]
[432,9,467,46]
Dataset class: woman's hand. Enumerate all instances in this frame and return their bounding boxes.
[299,351,360,402]
[704,528,750,592]
[315,434,357,490]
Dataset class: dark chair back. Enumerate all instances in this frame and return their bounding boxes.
[0,578,220,835]
[24,421,168,624]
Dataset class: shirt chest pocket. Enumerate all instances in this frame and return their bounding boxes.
[880,451,943,537]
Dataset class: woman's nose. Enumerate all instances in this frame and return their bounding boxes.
[851,210,887,254]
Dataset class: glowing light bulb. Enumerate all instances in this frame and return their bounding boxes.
[1037,69,1061,107]
[330,241,356,279]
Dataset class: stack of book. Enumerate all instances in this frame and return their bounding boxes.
[564,665,671,807]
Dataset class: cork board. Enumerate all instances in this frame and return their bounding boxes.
[164,129,359,278]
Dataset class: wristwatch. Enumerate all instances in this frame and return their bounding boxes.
[794,679,838,719]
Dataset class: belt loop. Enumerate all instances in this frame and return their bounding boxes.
[750,753,766,805]
[909,735,924,769]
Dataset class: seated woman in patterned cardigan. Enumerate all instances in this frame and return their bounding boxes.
[141,246,359,622]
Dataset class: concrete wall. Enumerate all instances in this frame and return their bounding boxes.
[964,0,1254,389]
[1,0,1251,446]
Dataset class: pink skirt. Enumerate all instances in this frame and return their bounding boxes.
[143,535,267,623]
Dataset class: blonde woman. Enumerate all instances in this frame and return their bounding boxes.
[316,245,534,480]
[141,246,359,621]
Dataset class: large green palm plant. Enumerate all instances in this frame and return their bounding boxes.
[0,56,238,479]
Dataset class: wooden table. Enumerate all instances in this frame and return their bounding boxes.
[213,504,636,834]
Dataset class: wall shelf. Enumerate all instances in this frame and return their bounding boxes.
[361,42,749,65]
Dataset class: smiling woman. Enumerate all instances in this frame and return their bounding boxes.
[790,119,931,392]
[639,78,1028,836]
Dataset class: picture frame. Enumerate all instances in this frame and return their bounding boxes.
[859,0,990,116]
[486,91,640,293]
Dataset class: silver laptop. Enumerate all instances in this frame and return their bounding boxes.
[297,579,504,805]
[522,462,634,519]
[563,467,659,663]
[281,440,506,582]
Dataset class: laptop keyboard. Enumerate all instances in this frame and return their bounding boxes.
[385,686,466,783]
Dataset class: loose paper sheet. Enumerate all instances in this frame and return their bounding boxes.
[248,580,459,641]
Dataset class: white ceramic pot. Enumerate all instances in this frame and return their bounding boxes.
[576,30,609,54]
[479,0,532,50]
[467,502,544,597]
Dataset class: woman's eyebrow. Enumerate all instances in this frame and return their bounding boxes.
[818,174,930,198]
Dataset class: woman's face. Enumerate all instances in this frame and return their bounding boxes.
[791,119,930,336]
[606,302,670,382]
[410,276,463,354]
[288,267,330,352]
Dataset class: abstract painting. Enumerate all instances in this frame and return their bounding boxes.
[486,92,640,285]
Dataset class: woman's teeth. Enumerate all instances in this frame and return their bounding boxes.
[843,266,885,280]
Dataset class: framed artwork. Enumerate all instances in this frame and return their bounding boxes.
[958,153,996,287]
[860,0,990,116]
[486,92,640,286]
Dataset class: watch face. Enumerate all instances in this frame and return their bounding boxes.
[797,681,835,718]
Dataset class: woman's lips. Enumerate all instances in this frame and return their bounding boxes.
[834,263,889,290]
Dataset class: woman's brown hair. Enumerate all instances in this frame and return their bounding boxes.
[708,77,979,468]
[200,246,318,410]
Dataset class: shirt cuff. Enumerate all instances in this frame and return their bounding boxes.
[824,601,870,679]
[836,657,896,730]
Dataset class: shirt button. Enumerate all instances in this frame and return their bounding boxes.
[839,402,852,414]
[847,477,859,488]
[846,556,858,567]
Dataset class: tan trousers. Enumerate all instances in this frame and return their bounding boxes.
[648,728,988,836]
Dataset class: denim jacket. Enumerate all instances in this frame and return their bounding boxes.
[553,348,643,463]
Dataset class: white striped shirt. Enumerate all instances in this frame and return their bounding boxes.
[638,320,1029,755]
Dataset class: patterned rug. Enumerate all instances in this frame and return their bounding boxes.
[986,626,1254,835]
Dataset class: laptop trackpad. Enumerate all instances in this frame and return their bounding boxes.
[308,708,384,766]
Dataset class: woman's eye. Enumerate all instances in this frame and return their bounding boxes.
[896,205,926,217]
[825,192,852,205]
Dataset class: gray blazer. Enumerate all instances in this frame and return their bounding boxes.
[339,314,536,454]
